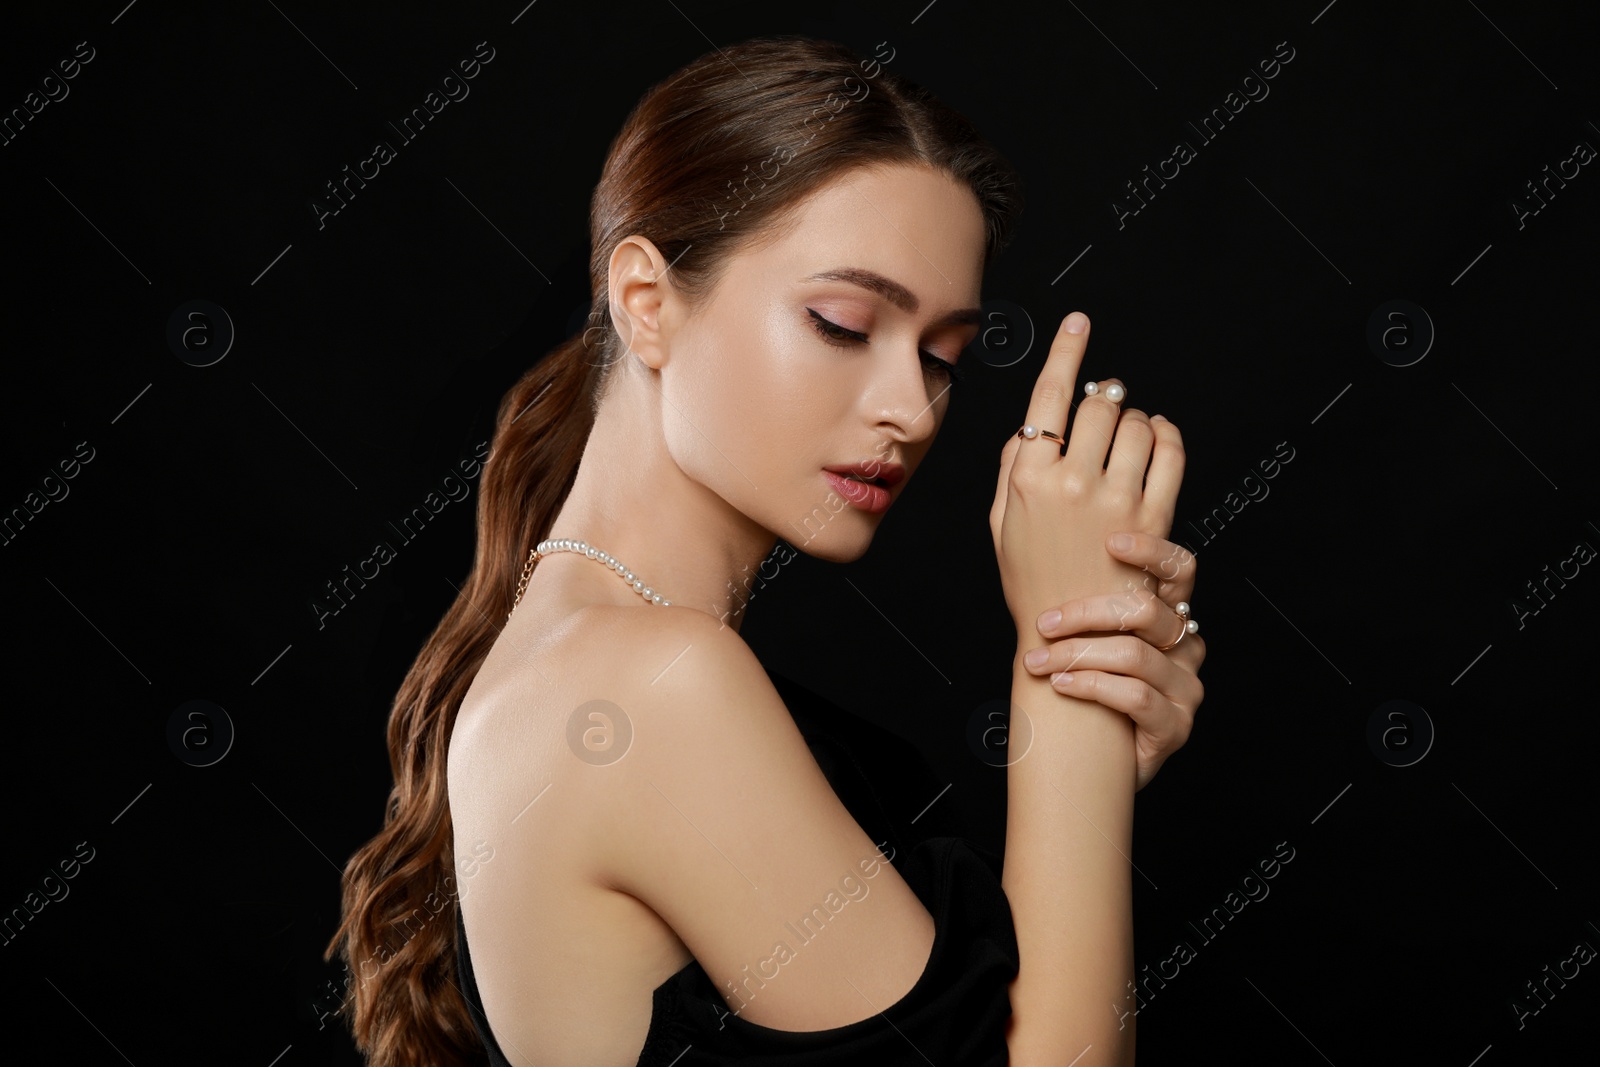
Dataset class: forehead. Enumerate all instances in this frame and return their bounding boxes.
[748,163,987,311]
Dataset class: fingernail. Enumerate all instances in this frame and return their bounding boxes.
[1064,312,1087,334]
[1024,648,1049,669]
[1151,413,1167,422]
[1052,671,1074,685]
[1038,608,1062,632]
[1110,533,1134,551]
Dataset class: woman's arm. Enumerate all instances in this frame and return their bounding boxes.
[989,313,1185,1066]
[1005,534,1205,1064]
[1003,643,1136,1067]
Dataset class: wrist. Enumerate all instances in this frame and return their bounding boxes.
[1011,643,1059,691]
[1013,624,1046,658]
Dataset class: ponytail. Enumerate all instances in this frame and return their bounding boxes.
[323,330,599,1067]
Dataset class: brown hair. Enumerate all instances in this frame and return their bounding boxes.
[324,33,1022,1066]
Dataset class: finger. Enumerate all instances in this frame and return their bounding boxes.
[1134,730,1179,793]
[1024,633,1184,697]
[1141,416,1186,531]
[1174,630,1206,673]
[992,431,1024,542]
[1034,587,1185,649]
[1046,668,1189,751]
[1103,406,1156,495]
[1016,312,1091,472]
[1061,374,1128,480]
[1104,531,1198,604]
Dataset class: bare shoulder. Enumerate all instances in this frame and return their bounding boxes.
[551,603,788,807]
[573,604,940,1031]
[593,603,766,690]
[449,604,737,812]
[575,601,801,765]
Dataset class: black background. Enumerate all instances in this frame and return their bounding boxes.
[1,1,1595,1064]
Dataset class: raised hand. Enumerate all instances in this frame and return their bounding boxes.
[990,314,1180,645]
[991,314,1204,790]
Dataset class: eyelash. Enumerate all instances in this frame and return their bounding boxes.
[805,308,967,385]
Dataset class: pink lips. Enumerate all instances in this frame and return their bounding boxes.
[822,470,893,514]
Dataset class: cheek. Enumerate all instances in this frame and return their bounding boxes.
[665,307,816,488]
[751,310,831,426]
[732,308,833,426]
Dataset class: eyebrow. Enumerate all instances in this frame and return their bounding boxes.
[802,267,982,327]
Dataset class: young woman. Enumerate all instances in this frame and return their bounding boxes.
[327,34,1205,1067]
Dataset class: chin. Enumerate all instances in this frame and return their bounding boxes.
[788,523,877,564]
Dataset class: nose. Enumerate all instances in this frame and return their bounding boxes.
[865,345,946,443]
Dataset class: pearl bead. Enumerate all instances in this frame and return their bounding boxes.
[1083,381,1098,396]
[1104,382,1125,403]
[532,538,674,607]
[1021,424,1038,438]
[1176,601,1190,616]
[1186,619,1199,634]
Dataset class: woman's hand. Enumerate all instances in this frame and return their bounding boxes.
[990,312,1183,645]
[1019,531,1206,791]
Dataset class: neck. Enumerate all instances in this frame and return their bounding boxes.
[537,364,778,632]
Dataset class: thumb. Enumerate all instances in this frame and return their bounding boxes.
[991,431,1022,544]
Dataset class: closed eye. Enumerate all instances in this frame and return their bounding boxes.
[805,307,966,385]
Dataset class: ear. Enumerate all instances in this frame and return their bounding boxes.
[607,235,673,371]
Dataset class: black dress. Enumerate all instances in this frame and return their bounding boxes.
[454,666,1020,1065]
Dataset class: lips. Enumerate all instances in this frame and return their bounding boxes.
[822,471,892,513]
[821,461,905,488]
[820,459,905,516]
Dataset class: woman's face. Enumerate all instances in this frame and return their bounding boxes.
[628,162,988,562]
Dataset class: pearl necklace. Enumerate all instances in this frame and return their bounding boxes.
[508,538,671,619]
